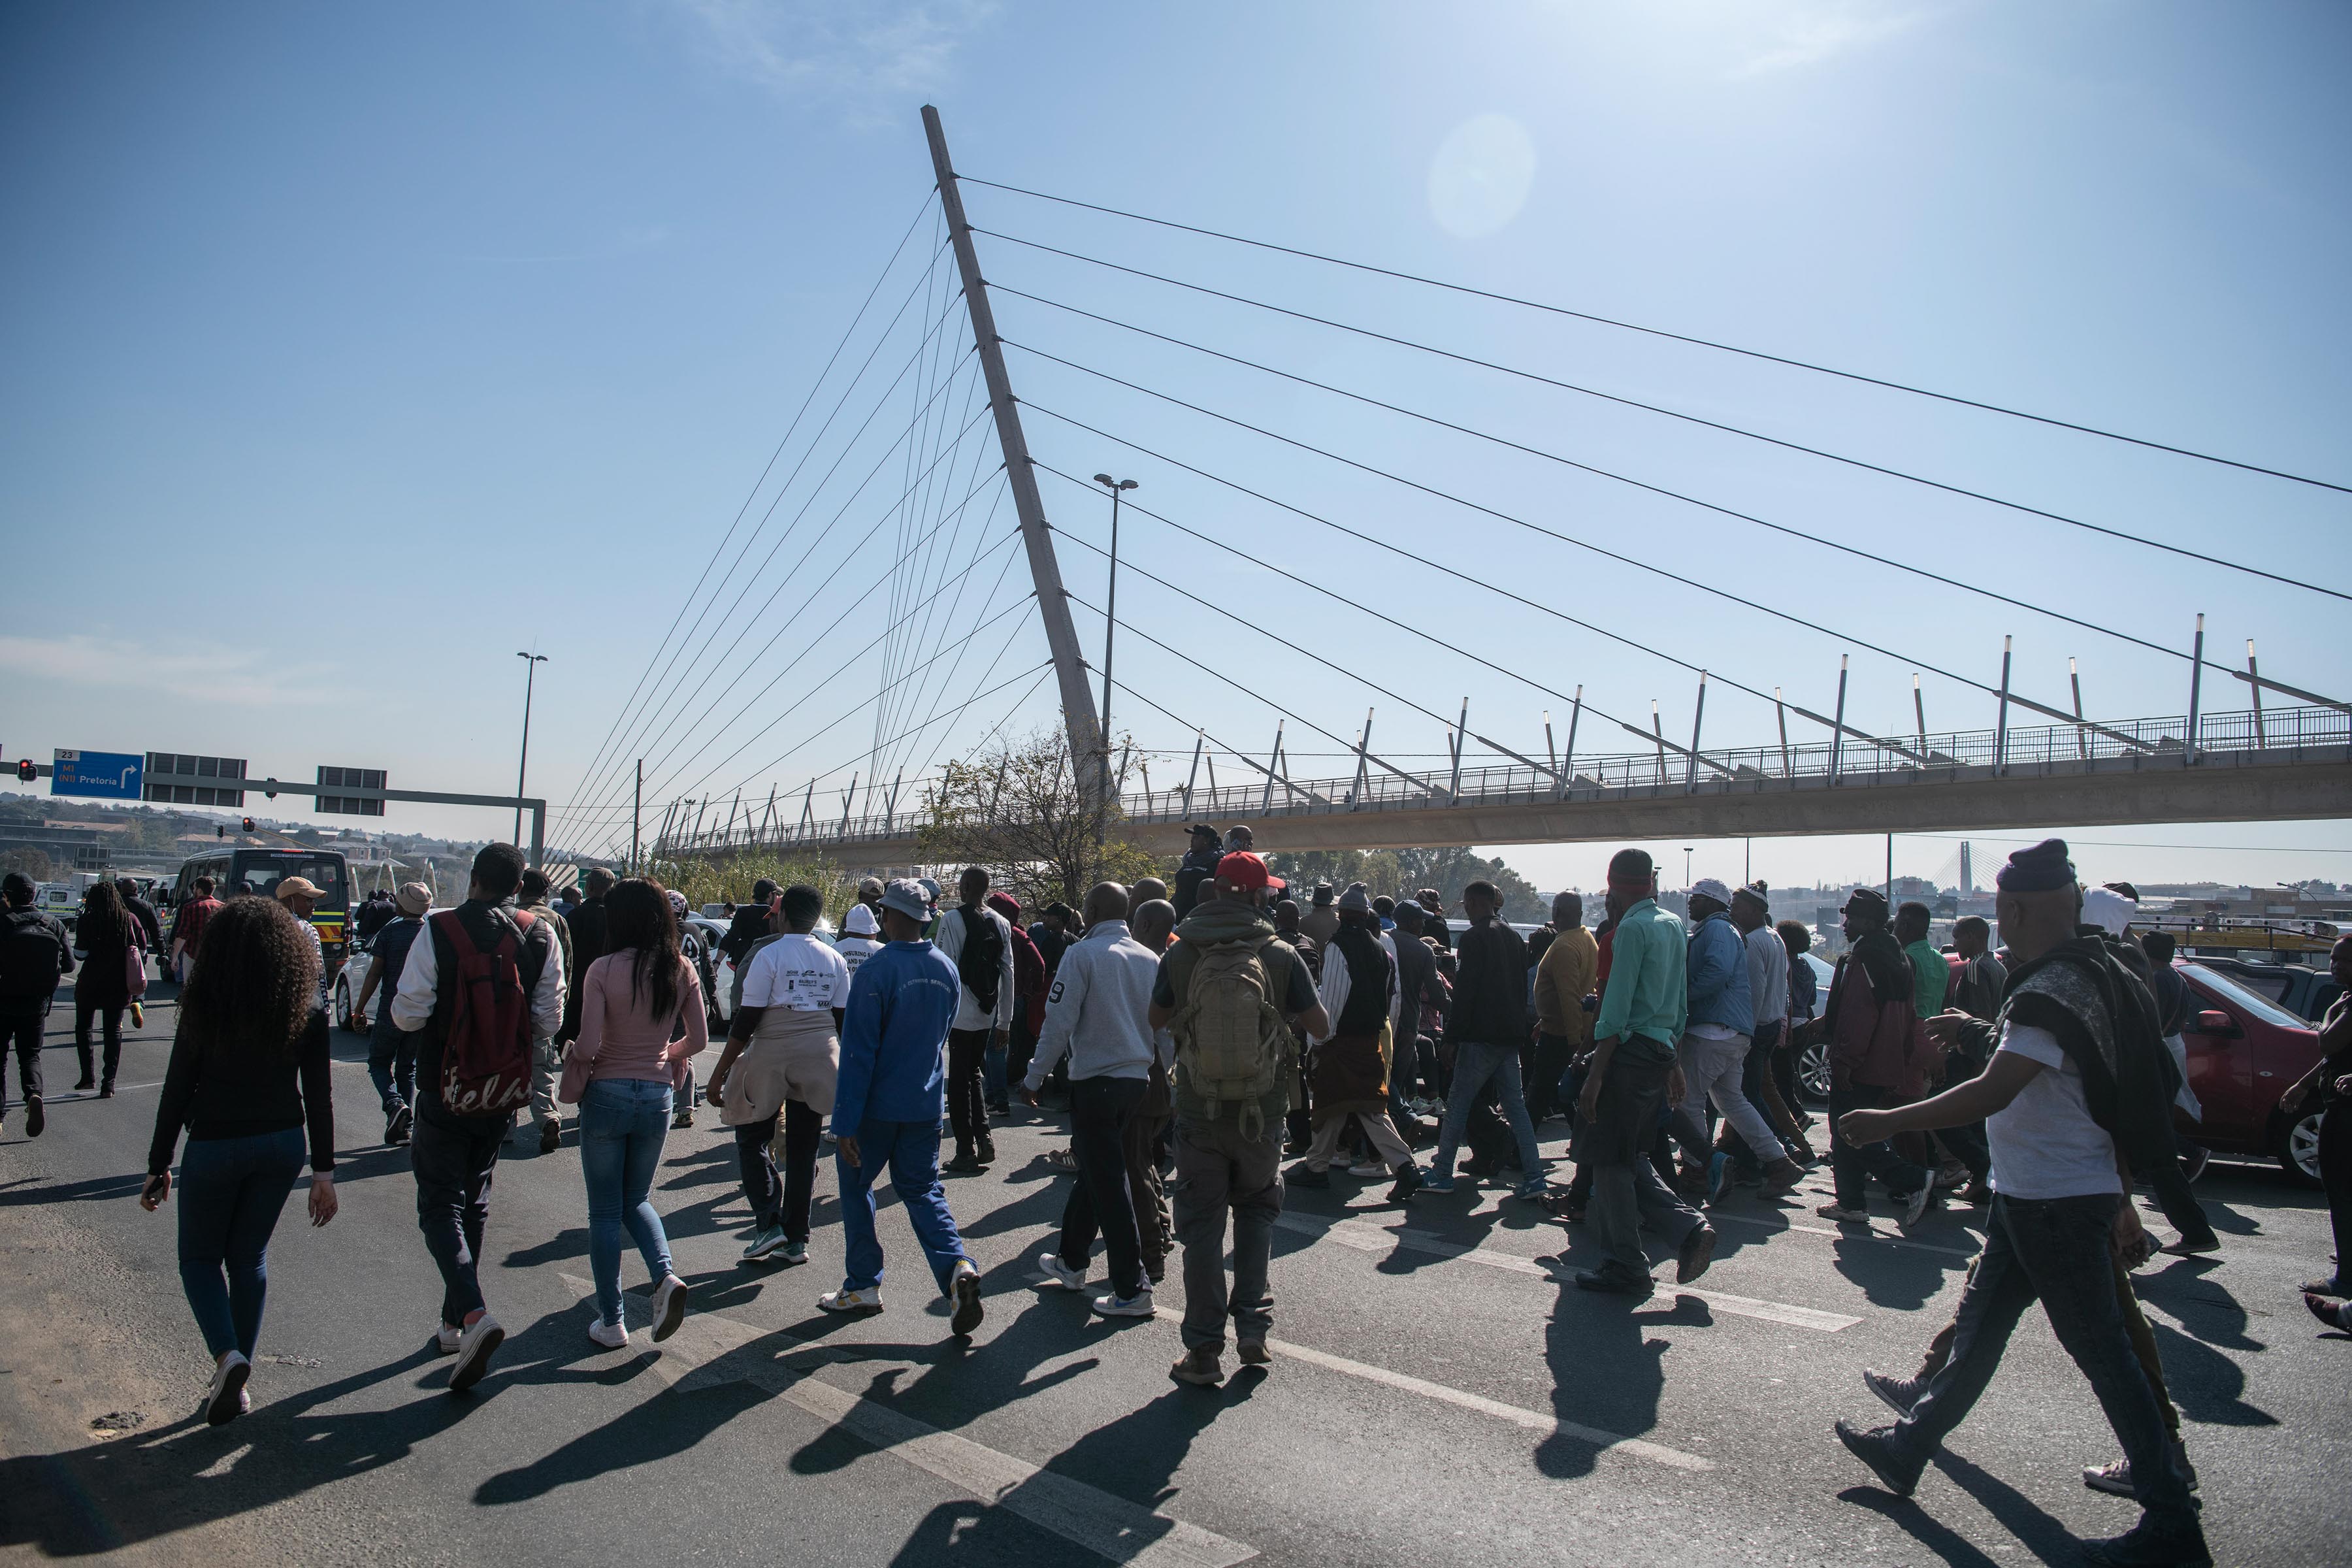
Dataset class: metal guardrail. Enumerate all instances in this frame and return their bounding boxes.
[652,704,2348,858]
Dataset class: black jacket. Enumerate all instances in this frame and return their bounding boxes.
[561,894,609,1043]
[1444,917,1529,1045]
[0,907,74,1014]
[1172,846,1223,917]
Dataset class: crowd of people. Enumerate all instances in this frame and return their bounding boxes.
[5,813,2349,1568]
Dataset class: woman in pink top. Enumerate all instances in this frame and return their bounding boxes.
[568,879,707,1348]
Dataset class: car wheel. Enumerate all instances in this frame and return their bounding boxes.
[1798,1039,1833,1103]
[2275,1107,2324,1188]
[335,977,351,1032]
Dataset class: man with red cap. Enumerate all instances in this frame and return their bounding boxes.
[1149,850,1328,1387]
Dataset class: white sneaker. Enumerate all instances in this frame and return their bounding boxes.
[588,1318,630,1349]
[819,1286,883,1313]
[1092,1288,1155,1318]
[204,1352,250,1426]
[1901,1184,1935,1228]
[448,1314,504,1392]
[1036,1252,1087,1291]
[1347,1158,1389,1177]
[433,1324,463,1356]
[650,1275,689,1343]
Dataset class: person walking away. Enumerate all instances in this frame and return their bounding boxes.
[168,875,223,985]
[1831,840,2210,1568]
[1818,889,1935,1228]
[834,900,883,977]
[1424,882,1544,1198]
[1024,881,1164,1317]
[352,881,432,1146]
[0,872,73,1137]
[117,877,163,975]
[141,896,337,1425]
[1299,884,1341,948]
[516,869,575,1154]
[934,866,1015,1173]
[985,890,1038,1114]
[1729,885,1810,1173]
[562,868,614,1049]
[1172,824,1224,917]
[1575,851,1714,1292]
[721,879,779,970]
[1388,899,1440,1132]
[2300,935,2352,1307]
[1533,892,1597,1128]
[1151,852,1328,1385]
[1126,898,1180,1283]
[1932,915,2006,1203]
[821,879,985,1332]
[388,843,564,1391]
[1416,889,1452,951]
[1290,885,1422,1202]
[1271,897,1322,1151]
[1671,879,1783,1200]
[2134,930,2221,1256]
[566,877,703,1347]
[73,879,140,1095]
[707,885,843,1268]
[1776,919,1820,1137]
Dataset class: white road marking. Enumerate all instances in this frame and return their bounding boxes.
[1707,1207,1979,1259]
[558,1273,1256,1568]
[1273,1211,1861,1331]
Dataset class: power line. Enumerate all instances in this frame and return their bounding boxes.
[958,174,2352,497]
[990,281,2351,621]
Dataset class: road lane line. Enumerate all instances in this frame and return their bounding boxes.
[1705,1207,1979,1259]
[1272,1211,1860,1331]
[559,1273,1257,1568]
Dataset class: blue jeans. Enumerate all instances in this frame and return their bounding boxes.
[984,1037,1009,1106]
[367,1016,415,1113]
[1894,1192,2199,1535]
[837,1117,970,1295]
[1431,1040,1542,1180]
[578,1078,676,1326]
[176,1128,306,1360]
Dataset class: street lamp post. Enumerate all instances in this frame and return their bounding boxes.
[1091,473,1138,824]
[515,651,548,846]
[1684,846,1693,888]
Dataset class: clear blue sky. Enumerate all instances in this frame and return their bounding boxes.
[5,1,2346,894]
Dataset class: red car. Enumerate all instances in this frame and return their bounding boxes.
[2176,961,2325,1186]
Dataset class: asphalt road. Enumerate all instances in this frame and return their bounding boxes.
[2,980,2344,1568]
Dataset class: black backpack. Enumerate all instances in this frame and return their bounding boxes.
[0,909,68,1002]
[955,906,1004,1012]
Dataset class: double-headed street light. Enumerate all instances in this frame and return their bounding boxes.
[1092,474,1139,794]
[515,651,548,845]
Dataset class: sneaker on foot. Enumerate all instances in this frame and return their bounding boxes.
[588,1318,630,1349]
[1900,1184,1935,1228]
[539,1119,561,1154]
[975,1140,998,1166]
[385,1104,412,1146]
[943,1154,985,1175]
[1419,1171,1457,1194]
[2079,1518,2213,1567]
[818,1286,883,1313]
[650,1275,689,1342]
[1676,1222,1718,1284]
[1286,1162,1330,1188]
[1512,1174,1548,1202]
[2307,1290,2352,1331]
[24,1097,43,1139]
[1863,1367,1923,1418]
[949,1262,984,1335]
[2160,1235,2221,1257]
[1816,1202,1870,1223]
[671,1109,694,1130]
[742,1226,790,1264]
[448,1314,504,1392]
[1347,1157,1388,1177]
[204,1352,250,1426]
[433,1323,463,1356]
[1170,1346,1223,1386]
[1575,1266,1654,1295]
[2299,1275,2352,1296]
[1386,1163,1424,1203]
[1036,1252,1087,1292]
[1092,1288,1154,1318]
[779,1239,808,1266]
[1833,1418,1921,1498]
[1705,1152,1730,1205]
[1235,1337,1271,1366]
[1759,1158,1805,1196]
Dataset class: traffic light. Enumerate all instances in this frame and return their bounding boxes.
[216,825,227,839]
[14,759,32,782]
[240,816,256,834]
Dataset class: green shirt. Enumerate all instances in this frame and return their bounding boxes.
[1905,939,1948,1020]
[1593,898,1687,1060]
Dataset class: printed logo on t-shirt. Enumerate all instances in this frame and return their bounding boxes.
[743,935,850,1012]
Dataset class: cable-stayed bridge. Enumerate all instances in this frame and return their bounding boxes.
[551,106,2351,875]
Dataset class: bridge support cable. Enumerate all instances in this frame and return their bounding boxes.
[956,174,2352,498]
[981,257,2350,611]
[558,236,962,847]
[897,527,1038,789]
[559,196,944,847]
[879,483,1021,783]
[555,286,981,851]
[923,105,1106,811]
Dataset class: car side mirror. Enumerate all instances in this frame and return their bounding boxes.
[2193,1009,2242,1038]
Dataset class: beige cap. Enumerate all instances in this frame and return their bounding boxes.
[274,876,325,902]
[395,881,431,915]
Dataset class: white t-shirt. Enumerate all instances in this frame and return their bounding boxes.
[740,934,850,1013]
[833,934,881,979]
[1987,1021,2121,1200]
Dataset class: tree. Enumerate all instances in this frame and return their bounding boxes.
[916,727,1160,914]
[0,847,54,881]
[1264,844,1548,922]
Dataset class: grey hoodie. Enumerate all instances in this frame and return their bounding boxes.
[1024,919,1162,1085]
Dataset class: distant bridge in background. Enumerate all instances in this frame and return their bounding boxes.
[649,702,2351,871]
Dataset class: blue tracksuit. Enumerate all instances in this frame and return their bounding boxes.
[832,939,969,1294]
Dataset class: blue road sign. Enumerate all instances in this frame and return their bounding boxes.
[52,749,144,800]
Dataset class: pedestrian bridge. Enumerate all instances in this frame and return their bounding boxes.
[657,701,2350,868]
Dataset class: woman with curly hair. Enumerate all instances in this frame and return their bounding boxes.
[73,878,140,1094]
[142,895,338,1426]
[566,877,705,1348]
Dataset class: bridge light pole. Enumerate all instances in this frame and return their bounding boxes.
[1092,474,1139,793]
[514,651,548,849]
